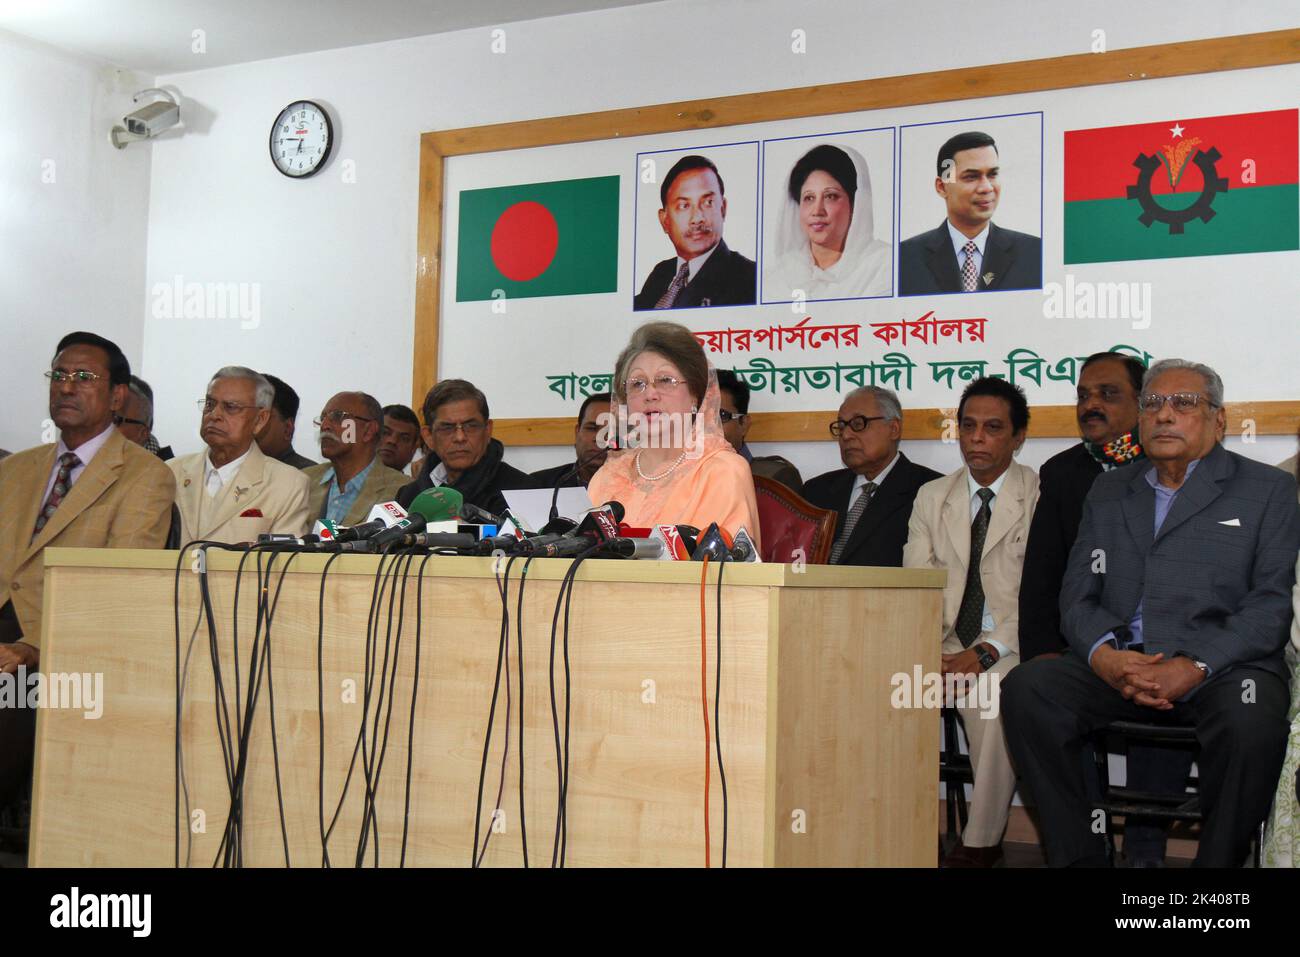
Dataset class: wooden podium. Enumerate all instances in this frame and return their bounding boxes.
[29,547,943,867]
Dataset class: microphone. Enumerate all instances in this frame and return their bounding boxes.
[459,502,505,527]
[598,536,665,560]
[392,531,479,550]
[332,501,409,542]
[408,487,464,523]
[301,519,341,544]
[572,501,624,542]
[729,526,760,563]
[692,523,734,562]
[649,523,698,560]
[368,512,427,549]
[547,462,581,525]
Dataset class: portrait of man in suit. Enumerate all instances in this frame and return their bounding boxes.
[634,154,756,310]
[899,130,1042,295]
[803,386,940,566]
[1003,359,1300,867]
[903,376,1040,867]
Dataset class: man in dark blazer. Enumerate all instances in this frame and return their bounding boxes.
[899,130,1041,295]
[1002,359,1300,867]
[803,386,940,566]
[634,155,756,310]
[530,392,610,492]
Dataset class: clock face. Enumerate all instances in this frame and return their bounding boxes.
[270,100,333,178]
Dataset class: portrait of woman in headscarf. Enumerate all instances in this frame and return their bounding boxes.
[587,321,761,549]
[763,142,892,302]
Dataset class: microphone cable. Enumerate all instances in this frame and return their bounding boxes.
[698,554,713,868]
[400,548,439,866]
[473,553,516,866]
[714,559,729,867]
[514,555,536,868]
[256,545,300,867]
[315,549,342,866]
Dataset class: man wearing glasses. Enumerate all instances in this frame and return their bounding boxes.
[715,370,803,494]
[1003,359,1300,867]
[168,366,310,545]
[803,386,939,567]
[114,375,173,461]
[304,392,409,526]
[0,332,175,810]
[396,379,531,518]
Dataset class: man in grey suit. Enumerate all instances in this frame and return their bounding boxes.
[1002,359,1300,867]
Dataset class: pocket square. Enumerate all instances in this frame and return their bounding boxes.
[1218,518,1241,526]
[239,508,264,518]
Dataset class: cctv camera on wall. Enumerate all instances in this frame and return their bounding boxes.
[111,88,180,149]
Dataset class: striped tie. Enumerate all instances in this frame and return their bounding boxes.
[955,487,995,646]
[32,451,81,540]
[961,240,979,292]
[654,262,691,309]
[829,481,876,564]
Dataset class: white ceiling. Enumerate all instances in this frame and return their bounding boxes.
[0,0,664,75]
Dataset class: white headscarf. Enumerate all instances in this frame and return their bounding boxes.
[764,142,892,301]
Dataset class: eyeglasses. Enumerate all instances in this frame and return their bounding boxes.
[719,410,746,423]
[626,375,685,396]
[46,370,105,386]
[198,398,259,416]
[830,415,885,437]
[114,414,150,429]
[432,420,485,437]
[314,410,376,427]
[1138,392,1216,414]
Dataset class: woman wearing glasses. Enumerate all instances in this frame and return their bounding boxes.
[587,321,761,550]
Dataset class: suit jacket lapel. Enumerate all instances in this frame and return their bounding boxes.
[205,444,268,535]
[1121,466,1156,556]
[347,459,385,525]
[1153,445,1230,546]
[940,470,971,574]
[924,222,963,292]
[982,463,1026,554]
[13,445,56,557]
[25,432,124,559]
[979,223,1017,290]
[683,240,730,306]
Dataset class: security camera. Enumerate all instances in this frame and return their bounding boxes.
[125,99,179,137]
[110,88,180,149]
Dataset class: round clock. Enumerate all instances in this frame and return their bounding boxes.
[269,100,333,178]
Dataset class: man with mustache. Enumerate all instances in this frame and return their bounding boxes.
[169,367,311,544]
[1003,359,1300,867]
[634,155,756,310]
[0,331,175,813]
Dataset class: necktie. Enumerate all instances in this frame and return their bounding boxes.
[32,451,82,540]
[654,262,691,309]
[961,240,979,292]
[828,481,876,564]
[955,487,994,647]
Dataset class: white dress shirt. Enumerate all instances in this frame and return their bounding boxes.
[947,221,990,281]
[848,451,900,509]
[43,423,116,503]
[204,446,252,498]
[966,468,1010,658]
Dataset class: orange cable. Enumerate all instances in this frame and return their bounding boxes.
[699,554,712,868]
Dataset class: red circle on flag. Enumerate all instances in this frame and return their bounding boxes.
[490,201,559,282]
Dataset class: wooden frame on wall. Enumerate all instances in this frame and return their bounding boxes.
[414,29,1300,445]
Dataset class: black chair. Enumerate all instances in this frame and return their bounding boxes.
[1089,720,1266,866]
[940,707,974,843]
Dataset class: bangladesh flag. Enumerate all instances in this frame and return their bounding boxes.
[455,176,619,301]
[1064,109,1298,264]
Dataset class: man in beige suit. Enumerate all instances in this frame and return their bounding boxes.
[0,332,175,804]
[305,392,409,526]
[169,367,310,545]
[904,376,1040,867]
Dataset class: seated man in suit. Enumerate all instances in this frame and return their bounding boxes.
[804,386,939,566]
[634,155,756,310]
[0,331,175,806]
[899,130,1041,295]
[169,367,311,544]
[305,392,410,527]
[530,392,611,492]
[715,371,803,494]
[397,379,531,518]
[256,373,316,470]
[115,375,173,460]
[904,377,1040,867]
[379,404,422,476]
[1019,350,1190,867]
[1002,359,1300,867]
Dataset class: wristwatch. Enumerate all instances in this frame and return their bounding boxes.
[974,643,998,672]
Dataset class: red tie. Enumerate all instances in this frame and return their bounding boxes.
[32,451,81,541]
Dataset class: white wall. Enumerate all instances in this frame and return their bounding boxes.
[0,30,154,454]
[15,0,1296,472]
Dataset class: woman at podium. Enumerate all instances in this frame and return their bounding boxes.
[588,321,761,550]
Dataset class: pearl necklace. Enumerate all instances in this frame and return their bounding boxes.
[635,448,688,481]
